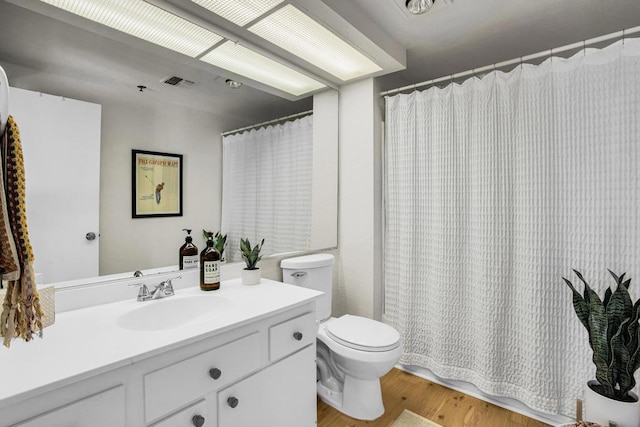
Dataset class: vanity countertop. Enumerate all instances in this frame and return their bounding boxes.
[0,278,321,409]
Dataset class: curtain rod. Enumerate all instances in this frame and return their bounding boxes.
[222,109,313,137]
[381,25,640,97]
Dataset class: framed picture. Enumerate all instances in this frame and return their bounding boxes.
[132,149,183,218]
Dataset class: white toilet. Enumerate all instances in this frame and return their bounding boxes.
[281,253,402,421]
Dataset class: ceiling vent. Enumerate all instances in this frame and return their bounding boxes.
[162,76,195,87]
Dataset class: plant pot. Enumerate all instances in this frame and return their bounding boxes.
[585,380,640,427]
[242,268,261,285]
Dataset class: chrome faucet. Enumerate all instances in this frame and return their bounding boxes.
[150,278,177,300]
[131,276,181,302]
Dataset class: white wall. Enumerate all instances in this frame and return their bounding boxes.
[333,78,382,319]
[99,100,225,275]
[311,89,339,249]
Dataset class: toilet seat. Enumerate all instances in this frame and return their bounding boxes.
[326,315,400,352]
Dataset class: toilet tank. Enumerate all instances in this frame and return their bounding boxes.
[281,254,334,321]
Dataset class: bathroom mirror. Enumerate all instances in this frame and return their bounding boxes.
[0,66,8,136]
[0,1,338,285]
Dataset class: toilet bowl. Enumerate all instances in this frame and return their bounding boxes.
[281,254,403,421]
[316,315,402,420]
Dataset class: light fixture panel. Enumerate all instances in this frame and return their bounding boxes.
[406,0,434,15]
[39,0,223,57]
[249,5,382,81]
[200,42,325,96]
[190,0,283,27]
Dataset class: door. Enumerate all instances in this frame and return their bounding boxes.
[9,87,101,283]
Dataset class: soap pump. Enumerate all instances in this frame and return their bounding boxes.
[200,232,221,291]
[179,229,199,270]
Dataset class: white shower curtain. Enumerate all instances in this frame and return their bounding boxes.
[384,39,640,417]
[222,115,313,262]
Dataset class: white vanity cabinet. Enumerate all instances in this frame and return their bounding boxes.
[143,305,317,427]
[145,306,318,427]
[0,280,321,427]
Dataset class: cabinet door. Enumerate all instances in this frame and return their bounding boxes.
[218,345,316,427]
[13,386,124,427]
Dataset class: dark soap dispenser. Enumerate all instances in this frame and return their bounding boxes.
[200,232,221,291]
[179,229,199,270]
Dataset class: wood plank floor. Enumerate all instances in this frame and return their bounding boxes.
[317,368,552,427]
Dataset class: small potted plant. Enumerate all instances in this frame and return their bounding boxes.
[202,230,227,261]
[562,269,640,426]
[213,231,227,262]
[240,238,264,285]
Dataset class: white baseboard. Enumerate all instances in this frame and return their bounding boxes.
[396,364,573,426]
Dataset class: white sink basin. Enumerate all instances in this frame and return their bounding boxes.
[117,295,234,331]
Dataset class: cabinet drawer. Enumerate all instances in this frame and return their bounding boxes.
[150,399,208,427]
[144,332,260,423]
[269,312,316,361]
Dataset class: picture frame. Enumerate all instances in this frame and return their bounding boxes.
[132,149,183,218]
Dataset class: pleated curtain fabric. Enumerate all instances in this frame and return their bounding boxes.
[221,115,313,262]
[384,39,640,417]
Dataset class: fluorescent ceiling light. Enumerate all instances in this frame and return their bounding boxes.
[200,41,325,96]
[249,5,382,81]
[191,0,283,27]
[40,0,223,57]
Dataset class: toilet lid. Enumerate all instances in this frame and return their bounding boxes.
[326,315,400,352]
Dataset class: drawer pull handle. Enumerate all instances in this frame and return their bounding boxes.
[192,415,205,427]
[227,396,239,408]
[293,331,303,341]
[209,368,222,380]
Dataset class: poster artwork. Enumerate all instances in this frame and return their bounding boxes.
[132,150,183,218]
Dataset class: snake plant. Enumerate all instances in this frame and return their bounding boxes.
[202,230,227,257]
[213,231,227,257]
[563,269,640,402]
[240,238,264,270]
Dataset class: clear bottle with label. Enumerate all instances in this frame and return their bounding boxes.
[179,229,199,270]
[200,232,220,291]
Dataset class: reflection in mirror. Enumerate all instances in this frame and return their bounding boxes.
[13,87,338,285]
[0,1,338,285]
[222,114,314,262]
[221,89,339,262]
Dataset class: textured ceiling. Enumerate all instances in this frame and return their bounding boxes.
[1,0,640,121]
[338,0,640,91]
